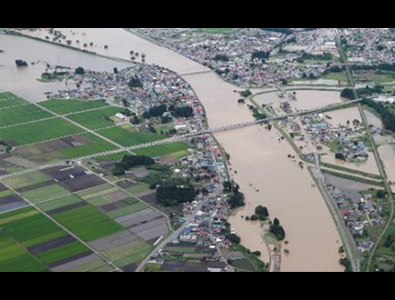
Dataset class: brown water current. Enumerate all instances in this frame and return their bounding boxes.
[3,28,347,272]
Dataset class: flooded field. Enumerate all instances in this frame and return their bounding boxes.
[18,28,207,75]
[0,34,128,102]
[1,29,346,272]
[254,90,344,112]
[378,144,395,183]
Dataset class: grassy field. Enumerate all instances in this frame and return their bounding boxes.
[22,184,71,204]
[39,99,109,115]
[37,195,83,212]
[60,133,118,159]
[0,231,46,272]
[0,118,85,146]
[53,205,124,242]
[125,182,150,195]
[35,241,89,265]
[133,142,189,157]
[0,92,28,109]
[3,172,52,189]
[67,107,124,130]
[97,126,166,147]
[0,207,67,248]
[0,104,53,127]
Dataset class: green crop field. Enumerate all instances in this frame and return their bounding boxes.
[67,107,124,130]
[0,231,46,272]
[53,205,124,242]
[39,99,109,115]
[60,133,118,159]
[0,92,28,109]
[0,207,67,248]
[22,184,71,204]
[0,189,13,199]
[37,195,83,212]
[106,202,148,219]
[97,126,166,147]
[0,118,85,146]
[3,172,52,189]
[134,142,189,157]
[35,241,89,265]
[0,104,53,127]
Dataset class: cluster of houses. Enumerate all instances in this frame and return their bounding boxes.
[134,28,335,87]
[290,113,370,162]
[342,28,395,65]
[47,64,201,117]
[326,184,385,254]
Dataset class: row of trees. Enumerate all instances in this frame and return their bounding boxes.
[157,183,197,207]
[143,104,194,119]
[113,155,155,176]
[362,98,395,132]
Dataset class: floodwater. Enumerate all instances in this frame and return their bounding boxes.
[0,34,128,102]
[3,29,345,272]
[254,90,344,112]
[379,145,395,183]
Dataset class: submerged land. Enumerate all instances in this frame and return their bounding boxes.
[0,28,395,272]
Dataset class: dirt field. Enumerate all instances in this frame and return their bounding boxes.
[139,191,158,206]
[59,174,107,193]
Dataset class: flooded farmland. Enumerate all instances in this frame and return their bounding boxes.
[0,34,129,102]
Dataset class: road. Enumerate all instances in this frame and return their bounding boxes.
[134,200,205,272]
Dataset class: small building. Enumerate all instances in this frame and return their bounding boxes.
[115,113,128,121]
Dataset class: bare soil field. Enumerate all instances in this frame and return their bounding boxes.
[59,174,106,193]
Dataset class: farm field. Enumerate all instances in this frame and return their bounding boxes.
[0,92,28,109]
[37,195,83,212]
[97,126,166,147]
[22,184,71,204]
[0,118,85,146]
[59,133,118,159]
[53,205,125,242]
[0,231,46,272]
[125,182,150,195]
[3,172,52,190]
[134,142,189,157]
[0,104,53,127]
[106,201,148,219]
[35,241,89,265]
[0,207,67,248]
[39,99,109,115]
[67,107,124,130]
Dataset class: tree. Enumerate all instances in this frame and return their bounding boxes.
[270,218,286,241]
[75,67,85,75]
[255,206,269,220]
[128,76,143,89]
